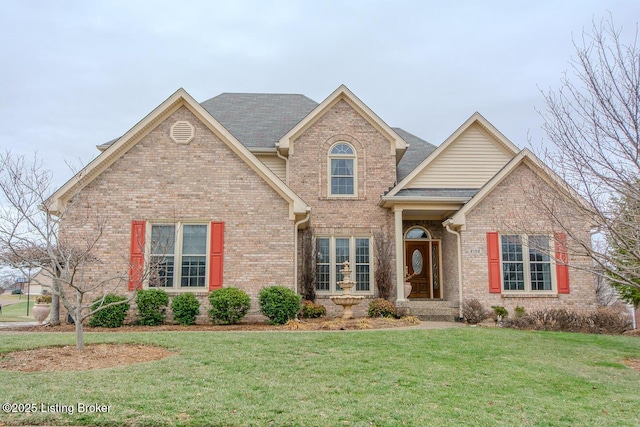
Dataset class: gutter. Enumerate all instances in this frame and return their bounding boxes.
[444,219,464,320]
[274,143,289,185]
[293,208,312,294]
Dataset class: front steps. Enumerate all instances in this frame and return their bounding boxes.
[401,299,458,321]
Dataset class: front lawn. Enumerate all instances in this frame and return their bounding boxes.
[0,328,639,426]
[0,300,35,322]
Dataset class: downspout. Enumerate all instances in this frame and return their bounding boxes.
[275,143,289,185]
[444,220,464,320]
[293,208,312,294]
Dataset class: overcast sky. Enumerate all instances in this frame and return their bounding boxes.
[1,0,639,187]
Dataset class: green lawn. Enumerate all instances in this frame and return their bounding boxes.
[0,300,35,322]
[0,328,639,426]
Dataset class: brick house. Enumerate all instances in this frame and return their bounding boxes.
[49,85,596,321]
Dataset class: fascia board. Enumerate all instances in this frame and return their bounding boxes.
[48,88,189,211]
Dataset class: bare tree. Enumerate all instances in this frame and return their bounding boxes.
[299,228,316,302]
[535,16,640,298]
[0,150,146,350]
[373,229,393,300]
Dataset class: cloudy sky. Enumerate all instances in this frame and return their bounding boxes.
[1,0,639,187]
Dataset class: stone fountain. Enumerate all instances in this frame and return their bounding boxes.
[330,261,364,319]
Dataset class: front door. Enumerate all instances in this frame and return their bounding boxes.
[405,241,441,299]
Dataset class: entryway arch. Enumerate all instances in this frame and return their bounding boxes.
[404,226,442,299]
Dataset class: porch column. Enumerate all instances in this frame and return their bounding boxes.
[394,207,405,301]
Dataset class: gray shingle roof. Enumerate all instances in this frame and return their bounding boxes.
[393,128,438,182]
[98,93,438,181]
[200,93,319,148]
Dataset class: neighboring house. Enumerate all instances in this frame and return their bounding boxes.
[49,85,595,322]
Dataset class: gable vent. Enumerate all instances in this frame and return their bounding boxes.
[170,121,195,144]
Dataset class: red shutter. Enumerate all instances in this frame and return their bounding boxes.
[555,232,570,294]
[209,221,224,290]
[128,221,146,291]
[487,232,502,293]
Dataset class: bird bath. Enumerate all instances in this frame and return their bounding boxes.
[330,261,364,319]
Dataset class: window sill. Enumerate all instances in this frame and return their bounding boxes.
[321,196,366,201]
[148,288,209,296]
[315,293,373,298]
[501,293,558,298]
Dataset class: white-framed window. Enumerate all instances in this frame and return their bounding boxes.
[328,142,356,196]
[149,222,208,289]
[316,236,371,293]
[501,234,553,292]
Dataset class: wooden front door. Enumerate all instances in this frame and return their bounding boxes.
[405,241,441,299]
[406,241,430,298]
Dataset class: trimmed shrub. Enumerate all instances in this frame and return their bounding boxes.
[89,294,129,328]
[462,298,490,324]
[259,286,301,325]
[367,298,397,318]
[300,300,326,318]
[136,288,169,326]
[491,305,509,321]
[171,293,201,325]
[208,287,251,325]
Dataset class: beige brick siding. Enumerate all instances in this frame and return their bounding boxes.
[460,163,596,314]
[60,106,295,321]
[288,99,397,297]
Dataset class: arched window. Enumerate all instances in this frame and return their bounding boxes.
[329,142,356,196]
[405,227,431,240]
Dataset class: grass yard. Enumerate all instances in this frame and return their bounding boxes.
[0,300,35,322]
[0,328,639,426]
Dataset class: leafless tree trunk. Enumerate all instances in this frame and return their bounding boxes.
[299,228,316,302]
[0,150,147,350]
[534,16,640,297]
[373,229,393,300]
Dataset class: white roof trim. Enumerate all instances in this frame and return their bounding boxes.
[445,148,588,227]
[49,88,310,220]
[386,112,520,197]
[277,84,407,155]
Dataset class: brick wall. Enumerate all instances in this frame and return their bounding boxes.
[460,163,596,314]
[288,99,397,296]
[59,106,295,321]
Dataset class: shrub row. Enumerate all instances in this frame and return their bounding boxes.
[462,298,632,334]
[89,285,319,327]
[503,305,632,334]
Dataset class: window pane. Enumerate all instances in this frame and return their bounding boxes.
[150,255,174,287]
[406,228,429,239]
[355,238,370,291]
[528,236,550,262]
[181,256,206,287]
[316,238,330,291]
[331,177,354,194]
[335,238,350,287]
[151,225,175,255]
[502,235,524,291]
[331,159,353,175]
[530,262,552,290]
[529,235,551,290]
[182,225,207,254]
[331,143,354,155]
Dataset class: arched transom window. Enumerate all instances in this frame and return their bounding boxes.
[329,142,356,196]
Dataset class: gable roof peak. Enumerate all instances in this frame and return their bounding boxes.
[277,84,408,155]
